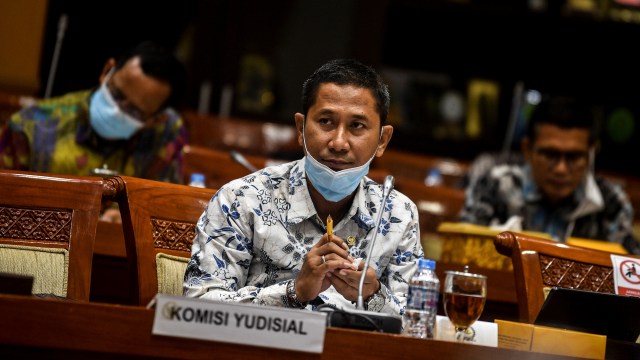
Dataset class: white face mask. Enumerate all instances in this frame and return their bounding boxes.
[89,70,144,140]
[302,121,380,202]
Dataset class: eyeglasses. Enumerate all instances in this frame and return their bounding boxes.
[105,79,158,122]
[533,147,589,170]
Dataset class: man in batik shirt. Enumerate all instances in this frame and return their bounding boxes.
[184,59,424,316]
[460,95,639,255]
[0,41,187,184]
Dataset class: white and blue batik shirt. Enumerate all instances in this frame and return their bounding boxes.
[184,158,424,316]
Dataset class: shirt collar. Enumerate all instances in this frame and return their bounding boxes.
[568,172,604,219]
[284,158,375,232]
[522,164,541,202]
[284,159,319,225]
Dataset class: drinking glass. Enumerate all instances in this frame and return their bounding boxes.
[443,266,487,341]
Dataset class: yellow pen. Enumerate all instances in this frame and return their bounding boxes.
[327,215,333,241]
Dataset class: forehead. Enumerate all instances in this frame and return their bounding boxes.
[112,57,171,113]
[533,123,590,150]
[310,83,379,117]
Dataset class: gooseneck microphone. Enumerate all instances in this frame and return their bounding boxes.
[357,175,395,310]
[45,13,68,99]
[229,150,259,172]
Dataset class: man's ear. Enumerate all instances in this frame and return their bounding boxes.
[375,125,394,157]
[98,58,116,83]
[294,113,305,147]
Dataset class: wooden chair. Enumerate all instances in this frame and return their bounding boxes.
[394,176,465,235]
[182,110,302,159]
[371,148,469,189]
[183,145,276,189]
[0,170,107,301]
[493,231,639,323]
[107,175,217,306]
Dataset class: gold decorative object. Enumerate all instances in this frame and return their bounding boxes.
[346,236,356,247]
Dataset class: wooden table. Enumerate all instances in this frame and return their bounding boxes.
[0,294,580,359]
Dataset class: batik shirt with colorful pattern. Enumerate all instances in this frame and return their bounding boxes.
[0,90,186,183]
[184,158,424,316]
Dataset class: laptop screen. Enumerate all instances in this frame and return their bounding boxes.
[534,287,640,343]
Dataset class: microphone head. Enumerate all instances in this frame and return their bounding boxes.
[58,14,68,33]
[230,150,258,172]
[382,175,395,197]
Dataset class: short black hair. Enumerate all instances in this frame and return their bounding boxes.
[115,41,187,109]
[526,95,598,145]
[301,59,390,125]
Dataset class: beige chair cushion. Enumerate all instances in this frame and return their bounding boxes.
[0,244,68,297]
[156,253,189,297]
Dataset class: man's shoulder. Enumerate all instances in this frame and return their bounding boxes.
[36,90,91,108]
[487,162,525,179]
[468,162,526,191]
[362,177,418,211]
[594,175,632,202]
[389,189,417,209]
[162,107,183,124]
[221,159,302,192]
[8,90,90,129]
[14,90,90,119]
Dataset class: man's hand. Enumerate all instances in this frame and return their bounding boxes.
[295,233,354,303]
[329,261,380,302]
[100,207,122,223]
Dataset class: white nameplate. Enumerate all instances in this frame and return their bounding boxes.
[435,315,498,347]
[152,294,327,353]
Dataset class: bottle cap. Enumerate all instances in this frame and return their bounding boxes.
[424,168,443,186]
[417,258,436,270]
[190,173,205,184]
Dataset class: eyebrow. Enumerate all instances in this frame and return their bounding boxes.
[315,109,370,122]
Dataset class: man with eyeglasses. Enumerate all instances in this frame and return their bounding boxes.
[0,41,187,184]
[460,96,639,255]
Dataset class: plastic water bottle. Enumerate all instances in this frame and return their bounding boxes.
[404,258,440,339]
[424,168,443,187]
[188,173,206,188]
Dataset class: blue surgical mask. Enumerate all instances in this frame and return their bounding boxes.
[89,81,143,140]
[302,123,379,202]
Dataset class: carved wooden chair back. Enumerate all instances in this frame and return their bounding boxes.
[493,231,637,323]
[0,170,107,300]
[108,175,217,306]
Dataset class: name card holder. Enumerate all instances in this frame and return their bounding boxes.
[435,315,498,346]
[152,294,327,353]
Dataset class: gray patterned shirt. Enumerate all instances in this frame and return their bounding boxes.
[184,158,424,316]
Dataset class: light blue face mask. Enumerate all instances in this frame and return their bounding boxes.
[303,122,380,202]
[89,80,144,140]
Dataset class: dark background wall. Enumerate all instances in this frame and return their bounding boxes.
[38,0,640,176]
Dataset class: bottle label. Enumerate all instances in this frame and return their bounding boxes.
[407,287,438,311]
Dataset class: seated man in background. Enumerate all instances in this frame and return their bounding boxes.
[184,59,423,316]
[460,95,639,254]
[0,41,187,184]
